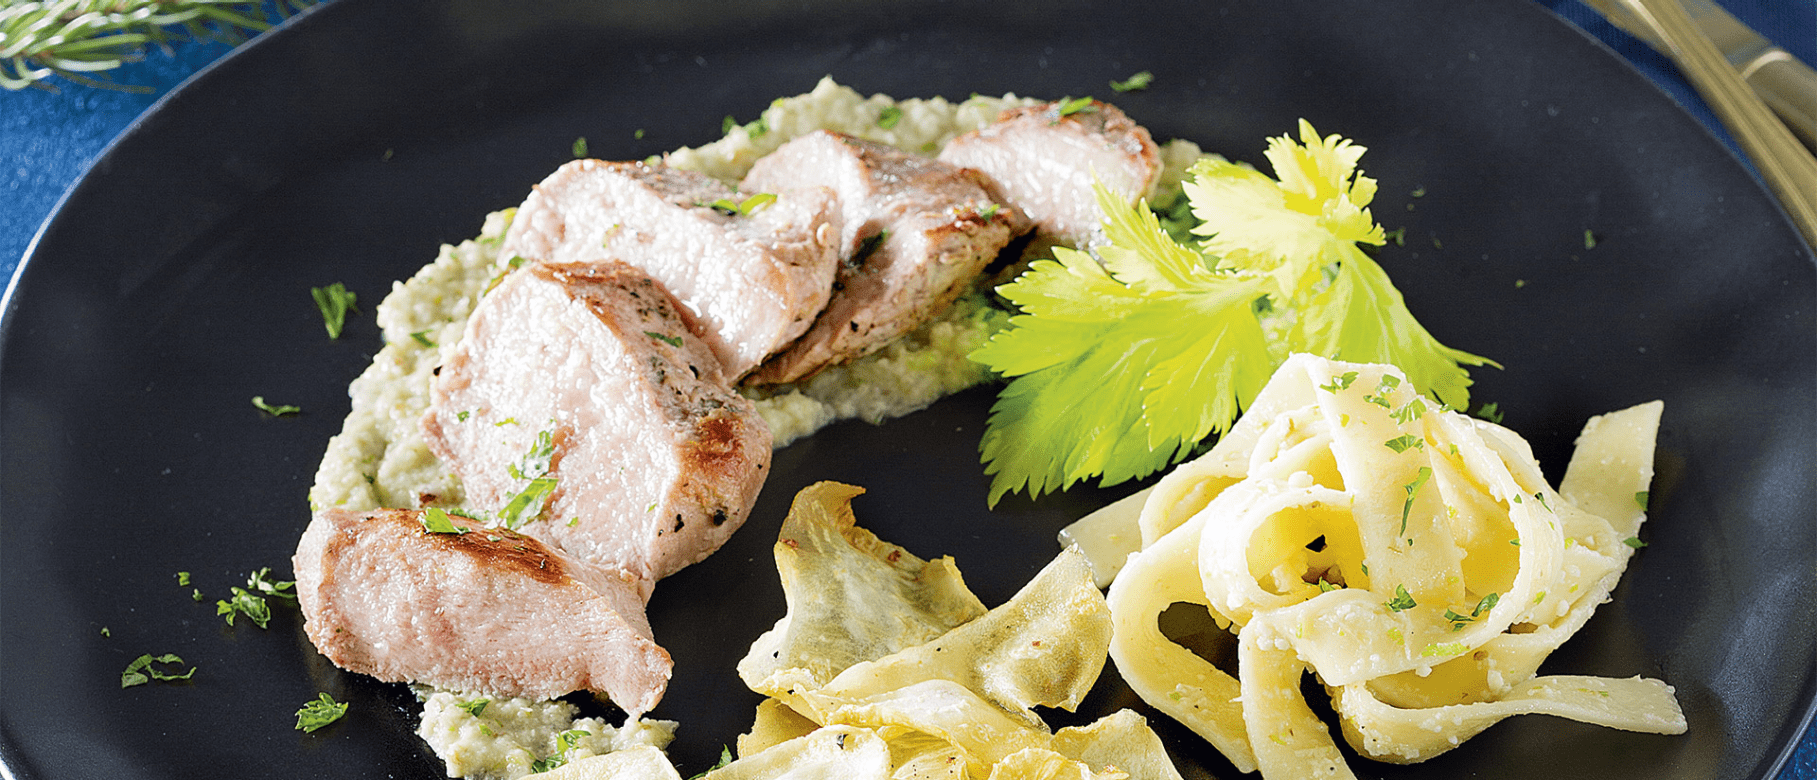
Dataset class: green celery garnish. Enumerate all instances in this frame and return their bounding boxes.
[970,121,1493,504]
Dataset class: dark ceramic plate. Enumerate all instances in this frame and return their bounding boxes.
[2,0,1812,778]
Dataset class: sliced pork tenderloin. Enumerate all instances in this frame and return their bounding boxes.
[500,159,842,378]
[293,507,672,714]
[421,261,771,585]
[739,131,1032,385]
[937,100,1160,249]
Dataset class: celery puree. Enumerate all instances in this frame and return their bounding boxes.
[306,77,1199,778]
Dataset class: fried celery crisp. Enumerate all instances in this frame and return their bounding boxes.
[723,482,1184,780]
[737,482,986,707]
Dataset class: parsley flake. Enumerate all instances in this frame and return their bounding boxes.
[686,747,735,780]
[1390,398,1427,424]
[1472,401,1504,424]
[410,330,437,348]
[1634,491,1650,511]
[645,331,684,348]
[1109,70,1154,92]
[1386,584,1417,611]
[853,230,888,265]
[705,192,777,217]
[1384,434,1423,453]
[1318,371,1360,392]
[571,137,588,158]
[1055,96,1096,117]
[121,653,195,688]
[310,282,359,339]
[456,698,490,717]
[877,105,903,129]
[978,203,1001,220]
[1623,536,1648,549]
[296,693,348,733]
[1583,229,1597,249]
[1400,466,1433,534]
[176,571,190,586]
[252,396,301,417]
[421,507,470,535]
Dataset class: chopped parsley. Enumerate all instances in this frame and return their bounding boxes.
[1390,398,1427,424]
[571,137,588,158]
[310,282,358,339]
[531,729,591,773]
[1384,434,1423,453]
[410,330,437,348]
[877,105,903,129]
[1443,592,1500,630]
[1386,584,1417,612]
[705,192,777,217]
[721,115,737,134]
[977,203,1001,220]
[1634,491,1650,511]
[457,411,471,422]
[215,568,296,629]
[1472,401,1504,424]
[853,230,888,265]
[121,653,195,688]
[217,588,272,628]
[1109,70,1153,92]
[1316,578,1341,593]
[686,747,735,780]
[634,129,645,140]
[1401,467,1433,534]
[1623,536,1648,549]
[1318,371,1359,392]
[176,571,190,586]
[296,693,348,733]
[421,507,470,535]
[1384,226,1406,246]
[456,698,490,717]
[252,396,300,417]
[498,478,557,530]
[1055,96,1095,117]
[1583,229,1597,249]
[247,567,297,604]
[645,331,684,348]
[100,626,110,637]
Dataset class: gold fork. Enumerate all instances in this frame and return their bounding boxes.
[1585,0,1817,250]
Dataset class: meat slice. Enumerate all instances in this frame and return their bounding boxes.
[937,100,1160,248]
[293,508,672,714]
[739,131,1032,385]
[501,159,842,378]
[421,261,772,584]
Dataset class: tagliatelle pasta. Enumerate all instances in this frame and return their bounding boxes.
[1097,354,1684,779]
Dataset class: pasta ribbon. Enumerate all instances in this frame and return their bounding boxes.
[1104,354,1683,778]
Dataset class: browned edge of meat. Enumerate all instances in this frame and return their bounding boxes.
[421,261,772,586]
[498,159,842,378]
[936,99,1160,249]
[740,131,1032,386]
[294,508,672,715]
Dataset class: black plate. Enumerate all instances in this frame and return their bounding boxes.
[2,0,1813,778]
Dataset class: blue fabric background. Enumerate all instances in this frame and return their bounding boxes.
[0,1,1812,777]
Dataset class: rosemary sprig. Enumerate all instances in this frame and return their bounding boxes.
[0,0,318,92]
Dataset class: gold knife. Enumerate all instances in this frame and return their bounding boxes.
[1581,0,1817,151]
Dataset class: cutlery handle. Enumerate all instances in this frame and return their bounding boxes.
[1620,0,1817,251]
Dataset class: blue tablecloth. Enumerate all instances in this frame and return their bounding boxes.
[0,1,1812,778]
